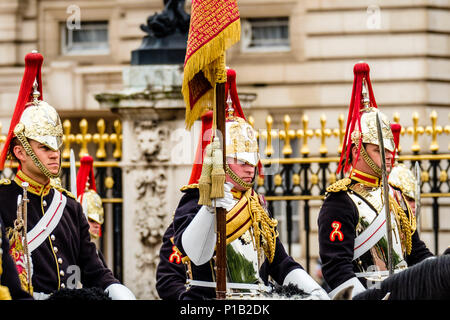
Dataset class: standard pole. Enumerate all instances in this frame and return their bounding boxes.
[215,82,227,299]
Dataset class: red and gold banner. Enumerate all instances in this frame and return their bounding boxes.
[182,0,241,129]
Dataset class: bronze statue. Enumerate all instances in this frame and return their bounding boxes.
[140,0,190,38]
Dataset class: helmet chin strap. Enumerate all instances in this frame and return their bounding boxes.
[15,131,61,180]
[225,163,254,190]
[359,143,382,177]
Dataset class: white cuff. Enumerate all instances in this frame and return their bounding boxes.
[181,205,216,265]
[283,268,330,300]
[211,182,236,211]
[105,283,136,300]
[328,277,366,299]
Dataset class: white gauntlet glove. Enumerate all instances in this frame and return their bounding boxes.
[105,283,136,300]
[182,183,237,266]
[209,182,236,212]
[283,268,330,300]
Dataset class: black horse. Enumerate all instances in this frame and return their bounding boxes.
[354,255,450,300]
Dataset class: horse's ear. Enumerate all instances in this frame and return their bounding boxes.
[381,292,391,300]
[332,285,354,300]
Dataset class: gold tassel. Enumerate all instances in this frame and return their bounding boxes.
[210,137,225,199]
[198,143,213,206]
[182,19,241,129]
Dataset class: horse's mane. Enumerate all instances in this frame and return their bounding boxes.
[47,287,111,300]
[354,255,450,300]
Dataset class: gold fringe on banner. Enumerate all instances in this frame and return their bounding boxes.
[182,18,241,129]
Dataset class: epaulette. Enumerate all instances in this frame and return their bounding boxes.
[51,183,76,199]
[0,178,11,185]
[180,183,199,192]
[326,178,352,193]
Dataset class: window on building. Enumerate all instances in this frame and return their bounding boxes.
[61,21,109,55]
[241,17,290,52]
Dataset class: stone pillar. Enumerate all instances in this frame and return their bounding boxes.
[96,65,194,299]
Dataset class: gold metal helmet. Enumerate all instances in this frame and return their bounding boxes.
[0,51,63,178]
[78,188,105,225]
[389,163,417,200]
[12,83,63,179]
[76,155,104,226]
[15,100,63,152]
[225,116,259,166]
[351,107,395,153]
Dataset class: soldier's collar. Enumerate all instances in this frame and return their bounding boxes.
[14,170,52,197]
[231,188,243,199]
[349,168,380,188]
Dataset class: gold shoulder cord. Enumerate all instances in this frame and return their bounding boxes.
[401,193,417,233]
[247,190,278,263]
[51,183,76,199]
[389,194,412,255]
[326,178,351,193]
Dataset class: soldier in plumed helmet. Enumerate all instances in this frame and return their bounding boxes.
[0,51,135,300]
[167,68,329,300]
[76,155,108,267]
[317,62,433,299]
[388,123,432,262]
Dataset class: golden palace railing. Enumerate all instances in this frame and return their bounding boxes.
[249,110,450,272]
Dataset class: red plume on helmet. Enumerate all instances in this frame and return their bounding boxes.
[390,123,402,161]
[0,52,44,169]
[225,68,246,120]
[337,62,378,174]
[187,68,263,186]
[188,111,214,185]
[76,155,97,197]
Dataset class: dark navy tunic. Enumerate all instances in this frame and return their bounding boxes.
[0,174,119,295]
[317,180,433,293]
[155,221,188,300]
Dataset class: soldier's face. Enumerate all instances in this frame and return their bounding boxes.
[226,157,255,191]
[88,219,101,238]
[14,139,60,183]
[405,196,416,217]
[352,143,393,176]
[30,140,61,175]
